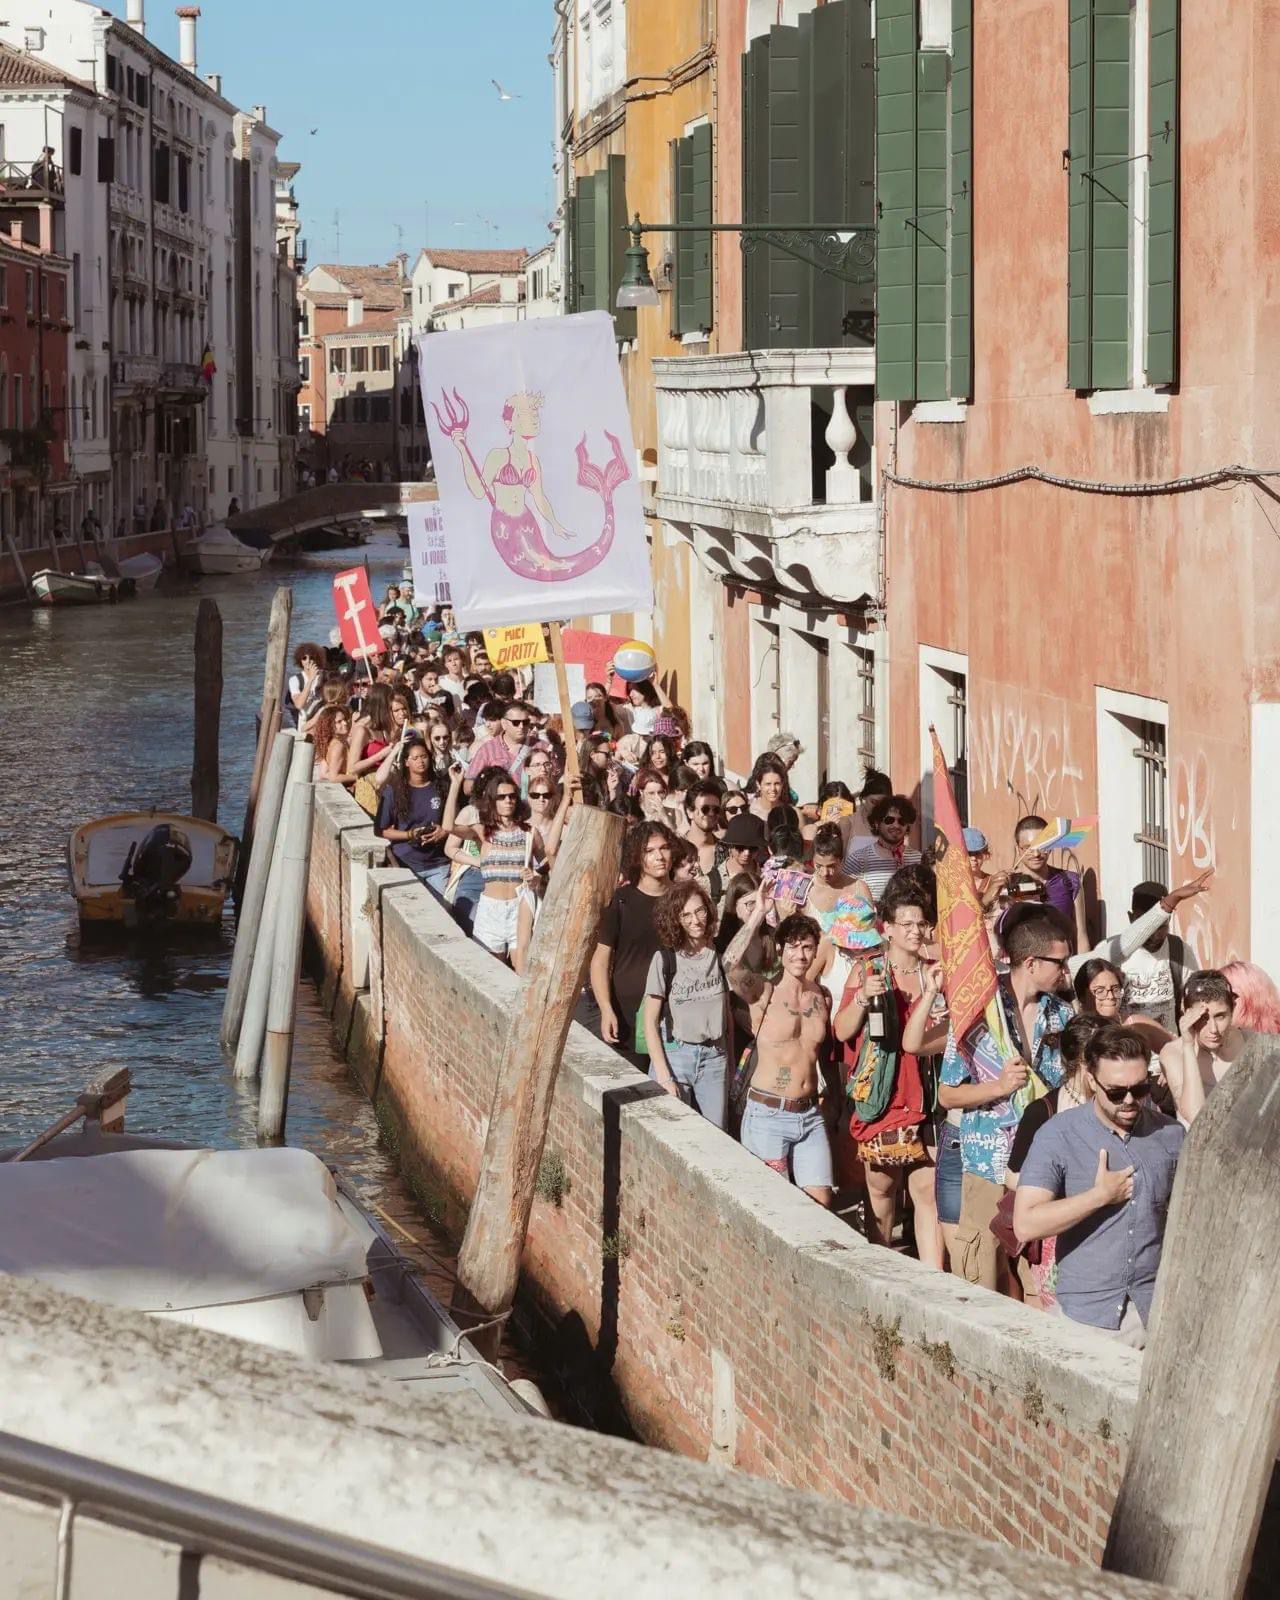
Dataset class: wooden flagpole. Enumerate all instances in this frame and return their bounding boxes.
[548,621,581,789]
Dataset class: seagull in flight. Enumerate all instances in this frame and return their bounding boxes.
[491,79,521,101]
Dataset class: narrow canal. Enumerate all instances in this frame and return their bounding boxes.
[0,534,553,1392]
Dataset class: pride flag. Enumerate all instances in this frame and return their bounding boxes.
[929,729,1019,1065]
[1026,815,1097,854]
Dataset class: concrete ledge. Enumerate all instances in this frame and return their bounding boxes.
[0,1275,1169,1600]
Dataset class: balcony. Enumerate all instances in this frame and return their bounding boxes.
[113,355,160,391]
[652,347,877,609]
[158,362,206,400]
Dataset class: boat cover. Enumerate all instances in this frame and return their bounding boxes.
[0,1148,370,1312]
[81,816,224,889]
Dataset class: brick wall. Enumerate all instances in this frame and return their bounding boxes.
[306,785,1139,1566]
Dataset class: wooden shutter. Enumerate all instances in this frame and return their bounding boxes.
[674,134,697,334]
[608,154,635,341]
[950,0,973,398]
[914,50,949,401]
[574,173,596,313]
[876,0,918,399]
[742,35,770,350]
[1067,0,1092,387]
[764,22,811,347]
[1090,0,1131,390]
[564,191,578,313]
[689,123,713,333]
[809,0,873,349]
[1146,0,1179,385]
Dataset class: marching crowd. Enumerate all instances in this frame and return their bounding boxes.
[290,587,1280,1350]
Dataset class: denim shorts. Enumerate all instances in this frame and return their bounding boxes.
[657,1039,727,1129]
[740,1098,834,1190]
[935,1122,963,1225]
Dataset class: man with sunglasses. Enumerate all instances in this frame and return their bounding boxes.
[682,781,724,877]
[1013,1024,1183,1347]
[464,700,536,794]
[939,908,1074,1294]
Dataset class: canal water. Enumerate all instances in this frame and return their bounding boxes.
[0,533,553,1389]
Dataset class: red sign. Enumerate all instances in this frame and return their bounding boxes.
[558,627,629,698]
[332,567,385,662]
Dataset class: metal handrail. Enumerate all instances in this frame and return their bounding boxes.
[0,1430,539,1600]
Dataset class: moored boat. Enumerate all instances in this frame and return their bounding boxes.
[31,566,121,605]
[118,551,164,593]
[68,811,237,930]
[187,524,270,575]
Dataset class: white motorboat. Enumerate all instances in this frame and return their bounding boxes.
[118,551,164,593]
[0,1079,538,1418]
[188,524,269,575]
[31,566,121,605]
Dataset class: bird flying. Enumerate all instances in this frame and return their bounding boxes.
[491,79,520,101]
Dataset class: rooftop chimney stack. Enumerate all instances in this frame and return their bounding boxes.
[176,6,200,73]
[126,0,146,36]
[204,71,222,95]
[253,104,266,123]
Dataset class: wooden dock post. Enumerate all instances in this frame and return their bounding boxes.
[237,585,293,904]
[257,776,315,1144]
[191,598,223,822]
[1103,1034,1280,1599]
[453,803,626,1358]
[3,525,29,597]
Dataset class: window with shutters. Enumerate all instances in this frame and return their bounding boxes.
[570,155,634,340]
[875,0,972,402]
[671,122,712,337]
[741,0,873,352]
[1068,0,1180,393]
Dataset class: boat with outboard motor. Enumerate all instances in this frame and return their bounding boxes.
[68,811,237,930]
[31,565,122,604]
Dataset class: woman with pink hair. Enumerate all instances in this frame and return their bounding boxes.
[1220,961,1280,1034]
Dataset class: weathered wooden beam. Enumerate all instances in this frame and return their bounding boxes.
[191,598,223,822]
[453,803,626,1356]
[1103,1034,1280,1599]
[237,585,293,903]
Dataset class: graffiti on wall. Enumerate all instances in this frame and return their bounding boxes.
[972,695,1086,817]
[1171,749,1239,966]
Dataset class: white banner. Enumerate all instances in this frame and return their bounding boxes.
[531,660,585,715]
[406,500,451,605]
[418,311,652,629]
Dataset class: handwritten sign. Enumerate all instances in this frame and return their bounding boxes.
[332,567,385,661]
[406,500,451,605]
[483,623,549,671]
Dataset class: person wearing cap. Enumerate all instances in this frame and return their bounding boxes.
[569,700,595,737]
[963,826,1006,911]
[720,812,766,895]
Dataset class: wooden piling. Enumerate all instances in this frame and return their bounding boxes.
[453,804,626,1357]
[257,777,315,1144]
[1103,1033,1280,1599]
[191,598,223,822]
[236,585,293,904]
[3,525,29,597]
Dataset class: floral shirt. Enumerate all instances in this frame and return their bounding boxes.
[940,979,1071,1184]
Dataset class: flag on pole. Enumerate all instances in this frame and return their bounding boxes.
[1025,815,1097,854]
[201,343,217,384]
[929,728,1020,1068]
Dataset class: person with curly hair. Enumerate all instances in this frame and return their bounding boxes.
[310,705,352,784]
[374,735,449,899]
[643,881,730,1127]
[586,820,675,1068]
[842,793,922,897]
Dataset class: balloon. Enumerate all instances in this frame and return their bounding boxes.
[613,640,657,683]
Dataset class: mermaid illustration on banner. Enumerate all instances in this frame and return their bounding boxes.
[430,387,631,583]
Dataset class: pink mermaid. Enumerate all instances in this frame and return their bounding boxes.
[431,387,630,583]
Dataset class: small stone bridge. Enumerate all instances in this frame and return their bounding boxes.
[227,482,438,548]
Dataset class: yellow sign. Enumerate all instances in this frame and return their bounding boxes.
[483,624,549,671]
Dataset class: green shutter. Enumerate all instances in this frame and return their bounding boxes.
[608,153,635,341]
[575,173,596,314]
[690,122,713,333]
[742,36,770,350]
[1090,1,1132,390]
[915,50,949,401]
[875,0,918,399]
[1067,0,1133,391]
[764,23,811,347]
[809,0,873,349]
[949,0,973,398]
[674,135,696,334]
[564,192,578,313]
[1067,0,1092,387]
[1146,0,1179,385]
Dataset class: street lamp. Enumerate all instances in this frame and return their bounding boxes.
[616,213,876,311]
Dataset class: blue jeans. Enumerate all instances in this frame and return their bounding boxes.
[413,859,451,904]
[655,1040,727,1129]
[740,1098,833,1189]
[450,865,486,935]
[935,1123,963,1226]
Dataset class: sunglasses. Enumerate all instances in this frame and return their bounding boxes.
[724,803,747,816]
[1092,1077,1152,1105]
[495,791,519,802]
[694,804,721,815]
[880,816,907,827]
[505,717,530,727]
[529,790,553,800]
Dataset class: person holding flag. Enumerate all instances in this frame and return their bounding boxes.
[925,731,1073,1299]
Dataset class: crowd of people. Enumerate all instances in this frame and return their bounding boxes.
[290,603,1280,1349]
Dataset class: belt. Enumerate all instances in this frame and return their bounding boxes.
[746,1088,819,1114]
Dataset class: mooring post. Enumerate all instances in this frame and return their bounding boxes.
[191,598,223,822]
[220,729,293,1059]
[453,804,626,1358]
[233,738,314,1080]
[237,585,293,901]
[1103,1034,1280,1599]
[257,777,315,1144]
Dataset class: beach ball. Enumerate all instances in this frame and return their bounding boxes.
[613,640,657,683]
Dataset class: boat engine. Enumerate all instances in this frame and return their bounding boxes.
[120,825,194,922]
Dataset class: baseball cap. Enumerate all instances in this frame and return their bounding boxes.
[570,700,595,732]
[962,827,988,853]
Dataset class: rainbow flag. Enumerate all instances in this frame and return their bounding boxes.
[929,729,1020,1067]
[1026,815,1097,854]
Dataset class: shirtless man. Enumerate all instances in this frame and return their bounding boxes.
[724,905,835,1207]
[1158,968,1248,1124]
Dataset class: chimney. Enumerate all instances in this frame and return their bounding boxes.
[176,6,199,73]
[347,295,363,327]
[9,221,21,244]
[253,104,266,123]
[126,0,146,36]
[204,71,222,95]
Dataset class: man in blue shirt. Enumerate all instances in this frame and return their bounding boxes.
[939,908,1074,1293]
[1014,1024,1184,1348]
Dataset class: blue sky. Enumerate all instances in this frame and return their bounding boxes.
[186,0,556,265]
